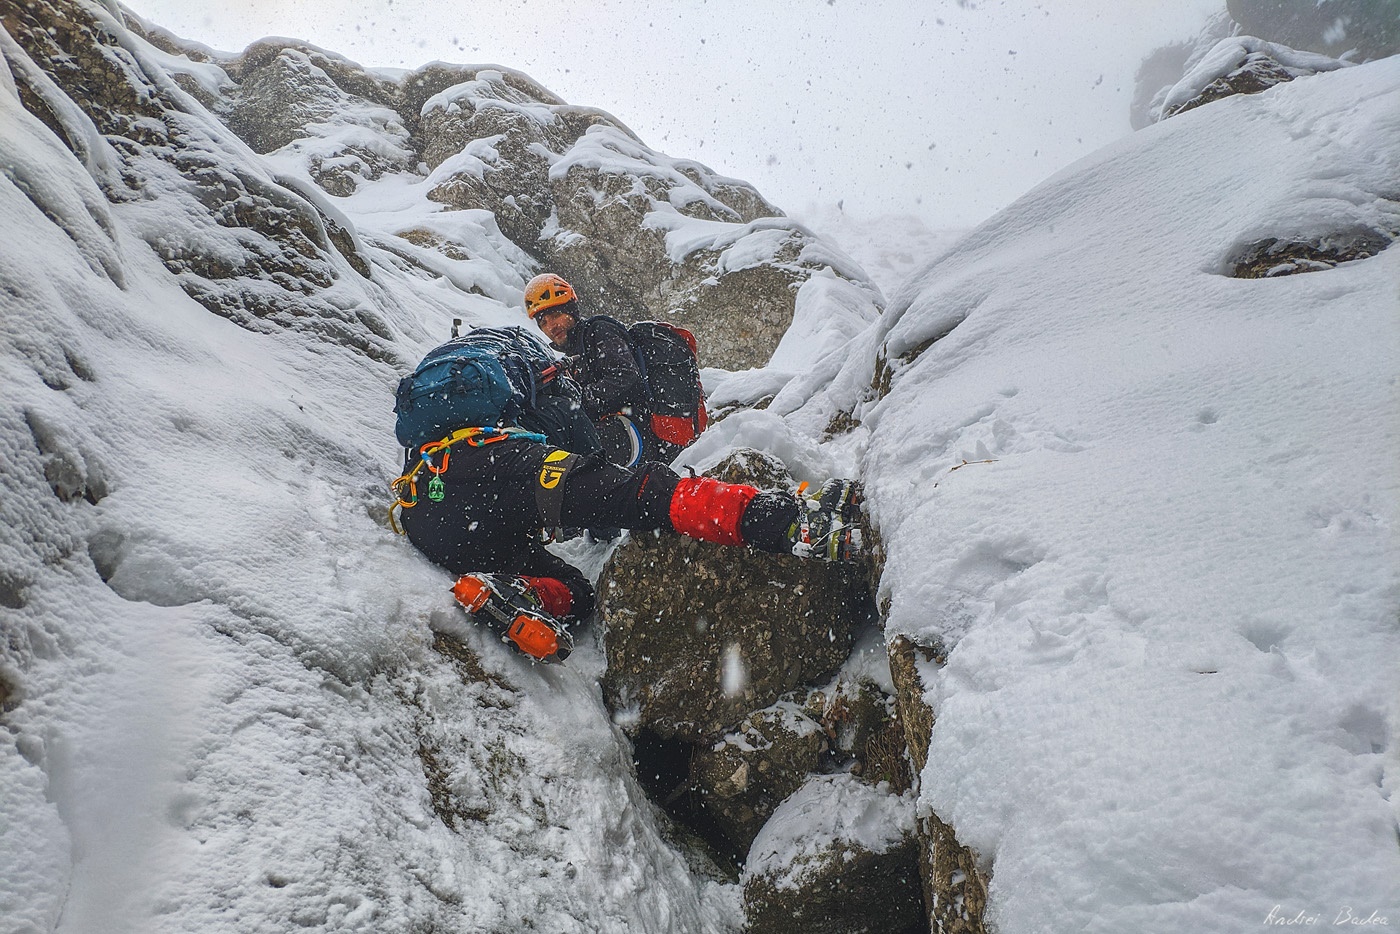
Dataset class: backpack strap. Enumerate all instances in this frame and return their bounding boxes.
[580,314,648,380]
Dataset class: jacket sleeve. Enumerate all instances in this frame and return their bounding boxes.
[576,318,647,420]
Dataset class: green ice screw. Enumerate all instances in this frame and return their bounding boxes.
[427,475,446,502]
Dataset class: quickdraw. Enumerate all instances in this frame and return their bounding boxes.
[389,426,548,534]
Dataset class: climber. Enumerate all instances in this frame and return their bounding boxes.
[391,425,862,664]
[523,273,705,469]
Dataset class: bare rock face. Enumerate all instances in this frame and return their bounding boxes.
[741,773,924,934]
[888,635,990,934]
[599,450,873,743]
[1227,0,1400,62]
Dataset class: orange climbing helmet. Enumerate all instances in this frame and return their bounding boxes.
[523,273,577,319]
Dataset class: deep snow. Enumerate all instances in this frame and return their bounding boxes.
[763,53,1400,930]
[2,9,1398,934]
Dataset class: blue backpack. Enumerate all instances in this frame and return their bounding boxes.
[394,327,555,449]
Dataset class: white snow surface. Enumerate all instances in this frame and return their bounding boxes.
[0,16,742,934]
[1,10,1398,934]
[791,56,1398,929]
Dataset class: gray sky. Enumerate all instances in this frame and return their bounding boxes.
[121,0,1224,228]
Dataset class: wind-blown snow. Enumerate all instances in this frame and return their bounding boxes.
[3,10,1398,934]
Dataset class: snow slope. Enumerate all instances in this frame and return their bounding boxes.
[770,55,1400,930]
[0,16,739,932]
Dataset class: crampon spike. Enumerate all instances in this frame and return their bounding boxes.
[451,573,573,663]
[790,479,867,563]
[451,573,493,613]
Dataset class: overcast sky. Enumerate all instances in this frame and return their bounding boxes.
[120,0,1225,228]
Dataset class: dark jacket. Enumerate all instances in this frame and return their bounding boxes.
[561,316,650,421]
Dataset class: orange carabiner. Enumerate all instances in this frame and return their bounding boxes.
[419,441,451,475]
[467,428,509,447]
[392,475,418,508]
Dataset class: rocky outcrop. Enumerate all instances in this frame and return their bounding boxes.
[1157,37,1346,121]
[599,450,873,743]
[3,0,394,359]
[888,636,989,934]
[420,78,857,369]
[224,44,415,196]
[163,32,877,370]
[418,68,617,251]
[1134,3,1377,128]
[1229,226,1395,277]
[1227,0,1400,62]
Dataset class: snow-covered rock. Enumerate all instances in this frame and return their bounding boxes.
[133,26,882,372]
[742,773,922,934]
[791,52,1400,932]
[1157,36,1348,121]
[690,699,828,855]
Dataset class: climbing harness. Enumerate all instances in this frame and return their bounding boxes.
[389,426,547,534]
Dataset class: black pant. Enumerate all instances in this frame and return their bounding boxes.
[401,436,681,622]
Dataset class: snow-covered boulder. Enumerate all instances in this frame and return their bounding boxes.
[741,774,923,934]
[599,450,873,743]
[690,700,827,855]
[1158,36,1347,121]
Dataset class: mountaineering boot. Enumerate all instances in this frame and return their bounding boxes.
[790,479,865,562]
[451,573,574,663]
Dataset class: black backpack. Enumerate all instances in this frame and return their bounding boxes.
[620,320,709,448]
